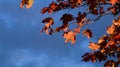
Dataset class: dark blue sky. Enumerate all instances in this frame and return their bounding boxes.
[0,0,114,67]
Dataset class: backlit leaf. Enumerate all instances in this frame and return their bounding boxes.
[82,29,92,38]
[20,0,34,9]
[89,42,100,50]
[63,31,76,44]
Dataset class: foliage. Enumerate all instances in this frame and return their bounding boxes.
[20,0,120,67]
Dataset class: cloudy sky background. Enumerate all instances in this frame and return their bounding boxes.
[0,0,115,67]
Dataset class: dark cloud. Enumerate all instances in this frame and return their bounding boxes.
[0,0,112,67]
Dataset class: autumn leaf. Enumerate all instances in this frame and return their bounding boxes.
[20,0,34,9]
[77,0,82,5]
[105,40,116,48]
[82,55,91,62]
[41,7,49,14]
[82,29,92,38]
[91,55,96,62]
[62,31,76,44]
[96,52,107,62]
[74,27,81,34]
[110,0,118,5]
[77,22,84,27]
[104,60,116,67]
[42,17,54,24]
[60,14,74,23]
[62,24,69,31]
[82,53,92,62]
[106,25,115,34]
[54,26,61,32]
[49,2,58,10]
[58,1,70,9]
[114,34,120,40]
[89,42,100,50]
[98,35,108,44]
[41,17,54,35]
[20,0,26,8]
[111,8,117,14]
[112,18,120,26]
[55,24,69,32]
[26,0,34,9]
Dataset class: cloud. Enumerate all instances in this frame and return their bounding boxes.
[0,48,99,67]
[7,49,48,67]
[0,0,111,67]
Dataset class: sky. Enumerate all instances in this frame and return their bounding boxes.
[0,0,115,67]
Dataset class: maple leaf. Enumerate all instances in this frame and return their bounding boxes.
[105,40,116,48]
[58,1,70,9]
[96,52,107,62]
[20,0,26,8]
[41,7,49,14]
[62,24,69,31]
[26,0,34,9]
[82,52,92,62]
[91,55,96,62]
[111,8,117,14]
[82,29,92,38]
[60,14,74,23]
[54,26,62,32]
[88,3,97,11]
[82,55,91,62]
[113,18,120,26]
[114,34,120,40]
[55,24,69,32]
[82,52,97,62]
[110,0,118,5]
[77,0,82,5]
[74,27,81,34]
[77,22,84,27]
[41,17,54,35]
[98,36,106,44]
[104,60,117,67]
[62,31,76,44]
[106,25,115,34]
[20,0,34,9]
[49,2,58,10]
[76,12,87,22]
[89,42,100,50]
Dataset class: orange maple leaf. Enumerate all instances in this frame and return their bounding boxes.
[110,0,118,5]
[63,31,76,44]
[89,42,100,50]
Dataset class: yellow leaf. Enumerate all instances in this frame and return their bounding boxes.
[20,0,34,9]
[26,0,34,9]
